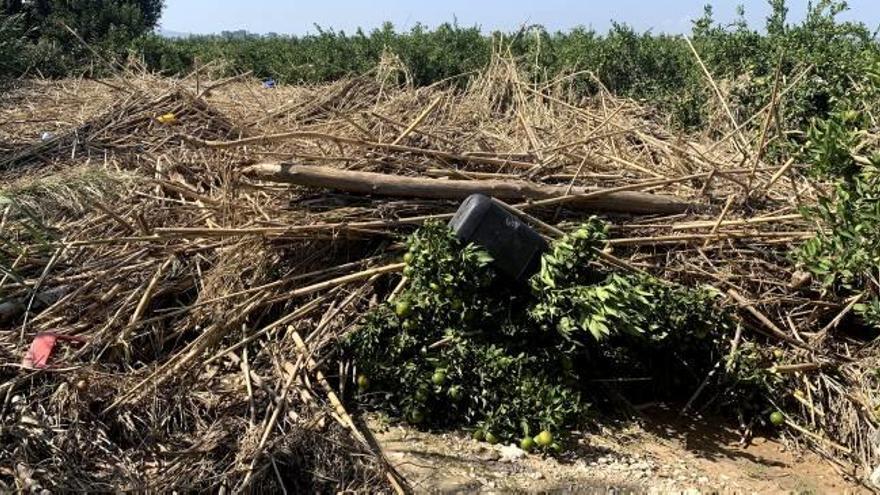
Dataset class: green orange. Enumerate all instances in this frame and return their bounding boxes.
[356,374,369,391]
[769,411,785,426]
[535,430,553,447]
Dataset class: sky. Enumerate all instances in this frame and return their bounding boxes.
[159,0,880,36]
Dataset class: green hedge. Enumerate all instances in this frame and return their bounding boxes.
[131,2,879,129]
[4,1,879,130]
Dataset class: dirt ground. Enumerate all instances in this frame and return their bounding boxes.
[371,407,867,494]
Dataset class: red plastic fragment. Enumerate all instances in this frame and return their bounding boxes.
[22,332,86,369]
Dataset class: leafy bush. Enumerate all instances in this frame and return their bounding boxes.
[345,221,768,445]
[5,1,879,133]
[1,0,163,77]
[0,14,28,80]
[796,108,880,326]
[682,1,880,137]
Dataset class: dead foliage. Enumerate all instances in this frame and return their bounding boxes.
[0,54,874,491]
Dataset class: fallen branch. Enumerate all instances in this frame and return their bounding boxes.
[243,163,692,214]
[727,289,814,351]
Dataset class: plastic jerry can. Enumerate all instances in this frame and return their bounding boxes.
[449,194,548,283]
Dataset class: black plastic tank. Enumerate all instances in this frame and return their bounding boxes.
[448,194,548,283]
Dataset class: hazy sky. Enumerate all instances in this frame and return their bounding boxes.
[159,0,880,35]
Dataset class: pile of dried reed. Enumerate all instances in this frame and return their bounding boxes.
[0,53,874,491]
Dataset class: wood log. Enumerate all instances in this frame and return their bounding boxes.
[243,163,692,215]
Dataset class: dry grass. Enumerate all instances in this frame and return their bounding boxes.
[0,54,874,491]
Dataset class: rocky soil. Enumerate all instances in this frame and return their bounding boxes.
[371,408,867,493]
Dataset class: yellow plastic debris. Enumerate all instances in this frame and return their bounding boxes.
[156,112,177,125]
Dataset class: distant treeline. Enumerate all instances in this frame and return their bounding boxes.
[2,1,879,129]
[1,0,162,76]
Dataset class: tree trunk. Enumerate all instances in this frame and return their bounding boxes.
[244,163,692,215]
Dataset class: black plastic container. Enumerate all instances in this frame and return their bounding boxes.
[449,194,548,283]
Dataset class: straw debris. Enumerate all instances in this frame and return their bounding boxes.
[0,54,874,490]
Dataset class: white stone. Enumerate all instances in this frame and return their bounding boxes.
[498,443,526,462]
[870,465,880,487]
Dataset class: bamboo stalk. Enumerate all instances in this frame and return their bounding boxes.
[747,52,785,192]
[685,36,748,154]
[772,362,823,374]
[784,418,852,454]
[121,256,174,343]
[391,95,442,145]
[704,194,736,247]
[263,263,404,304]
[705,64,813,154]
[672,213,802,231]
[762,157,797,192]
[244,163,692,214]
[187,131,538,169]
[608,231,813,246]
[291,330,408,495]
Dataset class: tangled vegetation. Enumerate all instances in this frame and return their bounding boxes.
[345,222,775,447]
[796,67,880,326]
[0,0,162,78]
[3,1,878,131]
[4,0,880,487]
[131,1,876,130]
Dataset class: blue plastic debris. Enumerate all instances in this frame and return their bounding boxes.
[262,78,276,89]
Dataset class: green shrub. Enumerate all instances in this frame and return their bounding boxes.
[797,108,880,326]
[345,221,769,444]
[2,0,163,77]
[0,14,27,79]
[5,2,879,134]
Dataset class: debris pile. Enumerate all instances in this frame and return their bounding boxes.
[0,56,875,490]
